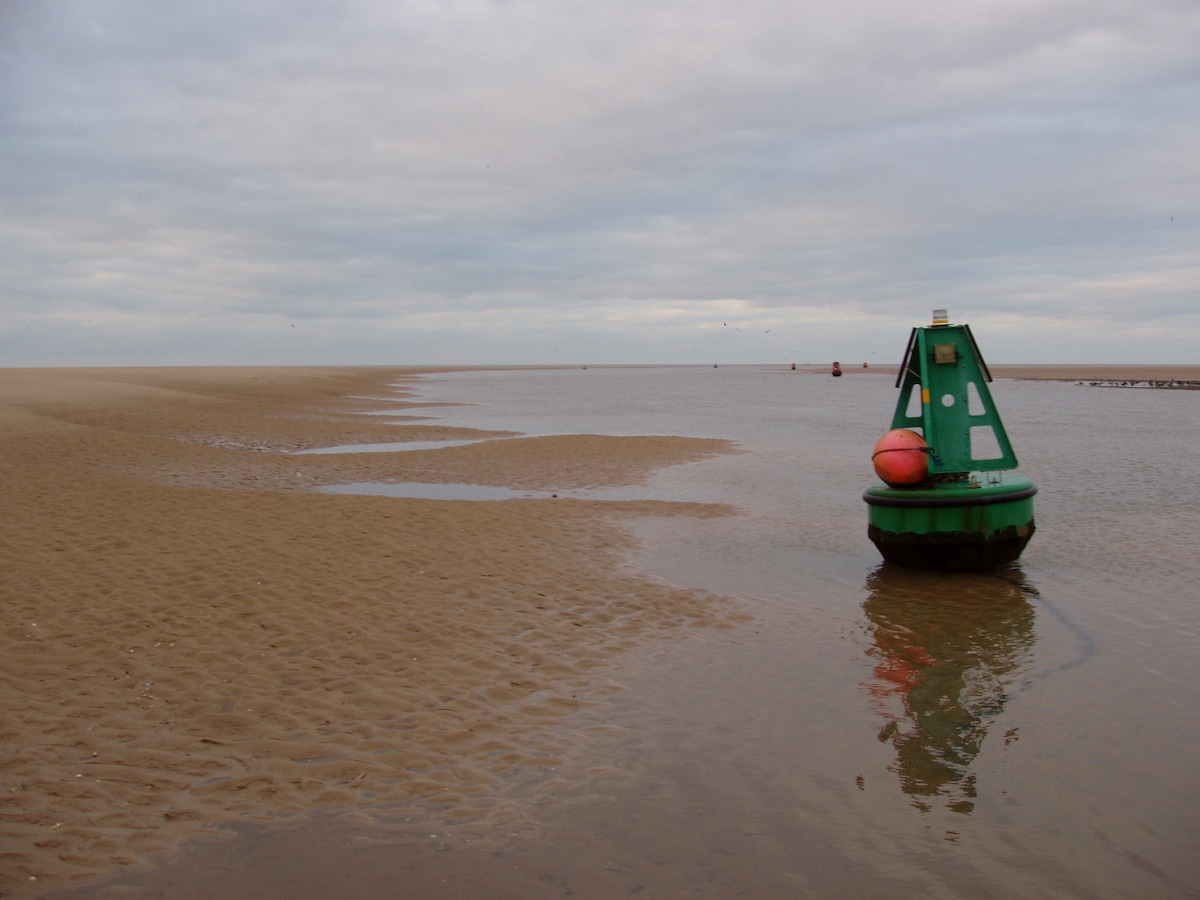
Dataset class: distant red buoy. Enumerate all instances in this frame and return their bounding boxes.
[872,429,929,487]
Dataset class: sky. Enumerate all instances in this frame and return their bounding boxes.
[2,0,1197,367]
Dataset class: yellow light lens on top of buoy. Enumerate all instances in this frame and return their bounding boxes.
[871,428,930,487]
[932,309,949,325]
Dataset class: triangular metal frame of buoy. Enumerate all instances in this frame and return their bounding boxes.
[889,320,1018,475]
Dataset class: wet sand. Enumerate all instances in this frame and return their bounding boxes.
[0,367,742,897]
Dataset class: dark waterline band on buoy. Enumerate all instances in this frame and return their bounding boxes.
[863,483,1037,509]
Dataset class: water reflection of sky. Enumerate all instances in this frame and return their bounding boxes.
[394,367,1199,893]
[294,438,496,455]
[318,482,557,501]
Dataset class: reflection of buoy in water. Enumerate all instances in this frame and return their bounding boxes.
[872,429,929,487]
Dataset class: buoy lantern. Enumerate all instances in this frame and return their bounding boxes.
[863,310,1036,571]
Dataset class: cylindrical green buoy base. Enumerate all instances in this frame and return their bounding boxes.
[863,476,1036,571]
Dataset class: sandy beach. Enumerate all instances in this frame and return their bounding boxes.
[4,362,1198,897]
[0,367,742,897]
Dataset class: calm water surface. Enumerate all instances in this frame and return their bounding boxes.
[410,366,1200,898]
[66,366,1199,898]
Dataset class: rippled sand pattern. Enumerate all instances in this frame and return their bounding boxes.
[0,367,739,895]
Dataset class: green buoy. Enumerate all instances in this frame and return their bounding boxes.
[863,310,1036,570]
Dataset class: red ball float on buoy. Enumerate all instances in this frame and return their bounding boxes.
[872,429,929,487]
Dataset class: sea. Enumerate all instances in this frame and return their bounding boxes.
[404,365,1200,898]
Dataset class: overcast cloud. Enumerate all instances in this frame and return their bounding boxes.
[2,0,1197,365]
